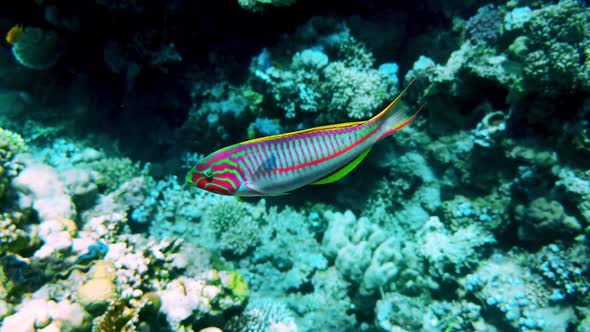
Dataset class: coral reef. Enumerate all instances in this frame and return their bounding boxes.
[224,297,298,331]
[203,199,263,256]
[417,216,495,282]
[248,22,396,124]
[461,253,577,331]
[0,128,27,202]
[521,0,590,96]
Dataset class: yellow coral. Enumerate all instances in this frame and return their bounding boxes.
[92,260,116,281]
[76,277,116,314]
[225,270,249,302]
[56,217,77,236]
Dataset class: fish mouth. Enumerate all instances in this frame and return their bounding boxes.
[185,170,199,185]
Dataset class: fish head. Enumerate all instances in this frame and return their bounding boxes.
[185,150,243,196]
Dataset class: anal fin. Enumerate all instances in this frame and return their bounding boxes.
[312,147,372,185]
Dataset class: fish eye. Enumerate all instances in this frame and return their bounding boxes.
[203,169,213,180]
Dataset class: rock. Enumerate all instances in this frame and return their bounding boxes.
[82,177,147,220]
[0,299,48,332]
[44,231,72,252]
[47,300,91,331]
[34,195,75,221]
[60,168,98,211]
[515,198,582,243]
[12,163,75,222]
[12,164,64,199]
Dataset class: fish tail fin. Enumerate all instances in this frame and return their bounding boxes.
[370,77,422,141]
[376,103,424,141]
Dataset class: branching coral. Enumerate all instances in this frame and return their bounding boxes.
[250,26,395,123]
[133,175,212,227]
[324,60,392,120]
[91,292,162,332]
[287,267,357,331]
[244,206,326,293]
[0,212,36,256]
[521,0,589,95]
[203,199,262,256]
[376,294,483,332]
[254,48,329,119]
[441,191,511,234]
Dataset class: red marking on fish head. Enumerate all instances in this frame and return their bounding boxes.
[185,150,238,196]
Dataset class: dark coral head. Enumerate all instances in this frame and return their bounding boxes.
[464,5,502,45]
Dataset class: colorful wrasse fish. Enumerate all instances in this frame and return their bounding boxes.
[5,24,24,45]
[186,79,422,196]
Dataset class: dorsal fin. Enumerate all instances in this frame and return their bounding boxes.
[369,77,416,124]
[239,79,418,147]
[241,120,365,145]
[311,147,372,185]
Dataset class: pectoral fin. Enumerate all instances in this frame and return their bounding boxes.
[312,147,372,185]
[252,153,277,178]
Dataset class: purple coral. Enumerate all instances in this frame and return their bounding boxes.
[464,4,503,44]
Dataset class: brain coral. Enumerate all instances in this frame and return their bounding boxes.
[522,0,590,95]
[76,277,116,314]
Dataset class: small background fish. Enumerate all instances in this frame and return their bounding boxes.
[5,24,23,44]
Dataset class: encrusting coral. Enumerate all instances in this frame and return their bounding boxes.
[0,128,27,202]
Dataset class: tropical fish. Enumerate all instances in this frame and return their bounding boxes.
[5,24,23,45]
[186,79,421,196]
